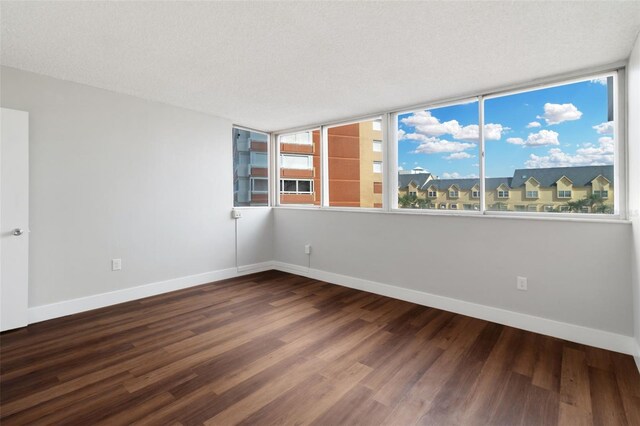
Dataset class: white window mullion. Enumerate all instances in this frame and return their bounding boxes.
[386,112,398,210]
[271,135,282,206]
[321,125,329,207]
[479,96,486,214]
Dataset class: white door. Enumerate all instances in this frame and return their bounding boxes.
[1,108,29,331]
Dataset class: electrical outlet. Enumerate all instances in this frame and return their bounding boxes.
[516,276,527,291]
[231,209,242,219]
[112,259,122,271]
[304,244,311,255]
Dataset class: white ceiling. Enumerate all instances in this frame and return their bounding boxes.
[2,1,640,132]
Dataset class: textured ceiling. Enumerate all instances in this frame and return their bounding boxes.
[2,1,640,132]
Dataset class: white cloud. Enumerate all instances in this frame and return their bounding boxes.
[537,103,583,125]
[397,129,406,140]
[400,111,505,142]
[412,137,476,154]
[592,121,614,135]
[452,123,506,141]
[401,111,461,137]
[441,172,479,179]
[524,136,614,168]
[506,130,560,147]
[590,77,607,86]
[526,121,541,128]
[444,152,474,160]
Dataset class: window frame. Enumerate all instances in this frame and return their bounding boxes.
[271,67,626,222]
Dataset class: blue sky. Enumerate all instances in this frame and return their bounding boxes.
[397,77,613,179]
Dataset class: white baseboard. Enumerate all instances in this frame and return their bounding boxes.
[27,262,274,324]
[27,260,637,358]
[271,261,637,356]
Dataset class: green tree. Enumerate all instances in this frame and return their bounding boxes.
[398,194,416,208]
[398,194,432,209]
[566,194,612,214]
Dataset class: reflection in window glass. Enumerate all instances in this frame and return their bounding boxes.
[279,130,321,205]
[327,119,383,208]
[484,75,615,214]
[397,101,482,210]
[233,127,269,206]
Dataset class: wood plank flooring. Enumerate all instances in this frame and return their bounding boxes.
[1,270,639,425]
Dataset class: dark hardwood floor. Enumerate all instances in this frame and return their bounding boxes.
[1,270,639,425]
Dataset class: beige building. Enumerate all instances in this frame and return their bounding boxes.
[399,165,614,213]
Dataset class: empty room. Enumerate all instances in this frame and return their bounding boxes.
[1,1,640,424]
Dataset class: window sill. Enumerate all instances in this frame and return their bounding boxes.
[272,205,630,224]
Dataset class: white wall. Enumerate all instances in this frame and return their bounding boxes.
[274,209,633,337]
[0,66,272,309]
[1,65,636,358]
[628,33,640,364]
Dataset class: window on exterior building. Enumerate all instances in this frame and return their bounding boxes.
[409,190,417,196]
[373,140,382,152]
[280,132,312,145]
[515,205,526,211]
[439,203,447,209]
[528,205,538,212]
[327,118,383,208]
[450,204,458,210]
[472,190,480,198]
[280,179,314,194]
[428,190,437,198]
[279,130,320,205]
[491,203,509,211]
[397,100,480,211]
[251,178,268,193]
[484,73,616,215]
[281,154,313,170]
[593,190,609,199]
[497,190,509,198]
[233,127,269,206]
[526,190,539,198]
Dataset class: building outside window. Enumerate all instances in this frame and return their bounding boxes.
[483,74,616,215]
[326,119,383,208]
[397,100,480,211]
[233,127,269,206]
[279,130,320,205]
